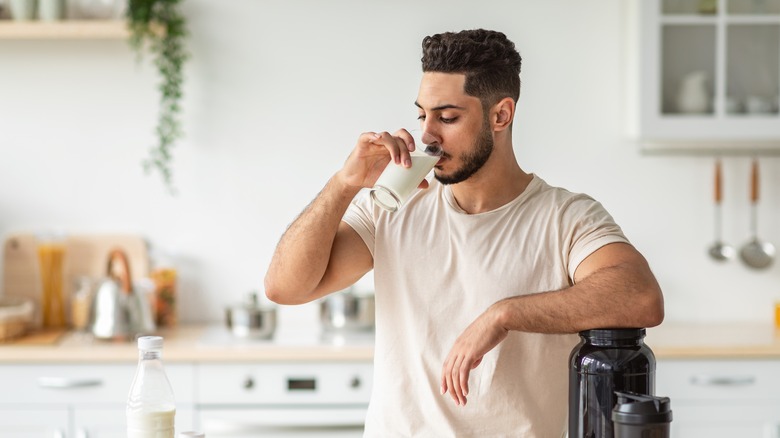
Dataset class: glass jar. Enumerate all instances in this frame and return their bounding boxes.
[568,328,656,438]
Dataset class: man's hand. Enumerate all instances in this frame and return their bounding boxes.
[338,130,416,190]
[441,306,508,406]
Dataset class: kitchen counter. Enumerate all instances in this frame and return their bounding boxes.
[2,322,779,363]
[0,325,374,363]
[647,321,780,359]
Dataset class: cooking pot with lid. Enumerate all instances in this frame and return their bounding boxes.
[319,287,375,332]
[225,291,277,339]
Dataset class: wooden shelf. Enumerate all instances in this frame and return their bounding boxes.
[0,20,128,39]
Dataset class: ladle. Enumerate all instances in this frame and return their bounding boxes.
[707,159,734,261]
[739,159,775,269]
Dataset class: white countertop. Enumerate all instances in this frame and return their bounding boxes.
[0,324,375,363]
[2,322,780,364]
[646,321,780,359]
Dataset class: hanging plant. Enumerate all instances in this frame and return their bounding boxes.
[127,0,189,194]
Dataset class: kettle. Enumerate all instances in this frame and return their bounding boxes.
[89,249,155,340]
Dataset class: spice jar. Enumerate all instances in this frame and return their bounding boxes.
[70,276,93,331]
[149,248,177,327]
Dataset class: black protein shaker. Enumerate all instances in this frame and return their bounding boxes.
[612,391,672,438]
[568,328,656,438]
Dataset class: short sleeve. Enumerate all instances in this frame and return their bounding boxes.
[342,190,376,258]
[561,195,630,281]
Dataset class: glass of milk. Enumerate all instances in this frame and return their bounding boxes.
[370,130,442,212]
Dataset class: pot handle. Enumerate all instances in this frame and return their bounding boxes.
[106,249,132,294]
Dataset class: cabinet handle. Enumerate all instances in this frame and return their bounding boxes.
[38,376,103,389]
[690,375,756,386]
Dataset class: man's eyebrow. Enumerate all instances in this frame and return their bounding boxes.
[414,101,467,111]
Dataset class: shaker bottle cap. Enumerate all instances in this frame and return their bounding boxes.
[137,335,164,350]
[612,391,673,425]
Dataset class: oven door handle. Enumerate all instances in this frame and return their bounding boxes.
[200,407,366,434]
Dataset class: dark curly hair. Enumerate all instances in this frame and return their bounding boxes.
[421,29,521,110]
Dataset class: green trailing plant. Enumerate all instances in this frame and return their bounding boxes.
[127,0,189,194]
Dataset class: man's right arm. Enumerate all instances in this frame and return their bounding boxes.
[264,174,373,305]
[264,130,415,305]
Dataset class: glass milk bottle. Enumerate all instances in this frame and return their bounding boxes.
[127,336,176,438]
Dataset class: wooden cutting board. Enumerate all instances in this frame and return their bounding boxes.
[2,233,149,328]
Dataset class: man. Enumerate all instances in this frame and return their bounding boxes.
[265,29,663,437]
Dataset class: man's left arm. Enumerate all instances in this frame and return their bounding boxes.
[440,242,664,406]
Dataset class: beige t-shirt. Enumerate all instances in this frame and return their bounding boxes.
[342,175,629,437]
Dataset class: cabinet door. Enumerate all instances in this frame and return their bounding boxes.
[0,407,69,438]
[658,359,780,436]
[671,403,780,438]
[637,0,780,147]
[73,406,196,438]
[0,364,195,405]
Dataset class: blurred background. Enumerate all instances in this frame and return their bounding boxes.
[1,0,779,330]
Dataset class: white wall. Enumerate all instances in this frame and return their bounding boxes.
[2,0,779,330]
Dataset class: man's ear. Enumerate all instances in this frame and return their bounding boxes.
[492,97,515,131]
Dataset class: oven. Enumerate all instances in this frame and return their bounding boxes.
[195,330,373,438]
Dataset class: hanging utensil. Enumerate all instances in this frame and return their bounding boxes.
[708,159,735,261]
[739,159,775,270]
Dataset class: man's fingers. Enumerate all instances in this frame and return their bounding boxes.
[371,131,412,167]
[452,355,467,406]
[460,359,470,399]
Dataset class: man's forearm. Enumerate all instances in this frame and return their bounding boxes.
[493,261,664,334]
[265,173,361,303]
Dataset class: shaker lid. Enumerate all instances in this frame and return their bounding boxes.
[612,391,673,425]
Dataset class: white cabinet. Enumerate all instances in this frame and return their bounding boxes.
[657,359,780,437]
[0,408,69,437]
[633,0,780,151]
[0,363,196,438]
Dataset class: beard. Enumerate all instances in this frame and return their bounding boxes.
[434,122,494,185]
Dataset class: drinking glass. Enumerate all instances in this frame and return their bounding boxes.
[370,130,442,212]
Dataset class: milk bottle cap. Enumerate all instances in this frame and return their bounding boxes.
[138,335,163,350]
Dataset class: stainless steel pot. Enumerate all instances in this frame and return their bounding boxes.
[319,288,375,332]
[225,292,276,339]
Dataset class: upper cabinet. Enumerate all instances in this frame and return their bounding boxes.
[635,0,780,152]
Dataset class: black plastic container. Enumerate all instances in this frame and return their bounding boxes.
[568,328,656,438]
[612,391,672,438]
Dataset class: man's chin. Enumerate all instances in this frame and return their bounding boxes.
[433,172,458,186]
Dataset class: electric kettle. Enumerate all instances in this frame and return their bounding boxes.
[89,249,155,340]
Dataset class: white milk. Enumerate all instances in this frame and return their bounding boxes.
[127,409,176,438]
[371,152,440,212]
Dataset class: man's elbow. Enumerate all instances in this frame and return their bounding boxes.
[639,285,665,328]
[264,274,308,305]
